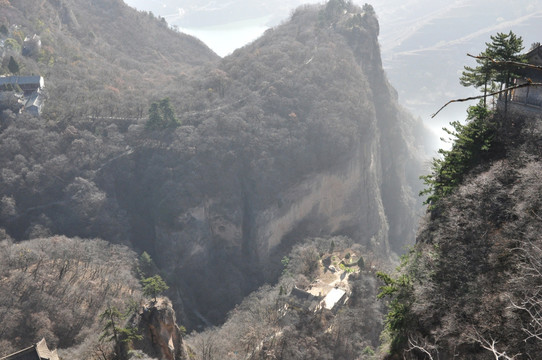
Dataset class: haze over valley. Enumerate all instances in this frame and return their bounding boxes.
[1,0,542,359]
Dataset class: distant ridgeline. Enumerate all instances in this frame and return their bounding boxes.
[0,75,44,115]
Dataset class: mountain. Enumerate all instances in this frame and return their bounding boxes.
[123,0,542,136]
[0,0,430,355]
[95,2,429,326]
[378,105,542,358]
[0,0,218,121]
[380,0,542,130]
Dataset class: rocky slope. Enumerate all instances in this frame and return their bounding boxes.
[0,236,142,357]
[0,0,218,121]
[384,107,542,359]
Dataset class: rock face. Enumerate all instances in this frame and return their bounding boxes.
[100,2,428,327]
[132,298,187,360]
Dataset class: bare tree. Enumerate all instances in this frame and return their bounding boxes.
[192,329,221,360]
[468,329,520,360]
[406,335,439,360]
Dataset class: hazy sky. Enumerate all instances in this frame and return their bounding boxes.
[123,0,542,147]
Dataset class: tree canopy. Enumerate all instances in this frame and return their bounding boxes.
[460,31,524,107]
[100,305,142,360]
[486,31,525,89]
[7,56,20,74]
[145,98,181,130]
[141,274,169,301]
[421,102,497,208]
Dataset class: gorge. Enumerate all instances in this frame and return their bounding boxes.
[0,0,433,358]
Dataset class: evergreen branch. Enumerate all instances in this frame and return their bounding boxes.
[431,81,542,118]
[467,53,542,72]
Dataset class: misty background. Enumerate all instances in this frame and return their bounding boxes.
[123,0,542,149]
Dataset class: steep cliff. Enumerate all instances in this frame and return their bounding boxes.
[99,2,427,326]
[382,107,542,358]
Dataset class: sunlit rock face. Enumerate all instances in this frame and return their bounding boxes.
[132,297,188,360]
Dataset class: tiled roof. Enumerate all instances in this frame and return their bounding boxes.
[0,76,43,87]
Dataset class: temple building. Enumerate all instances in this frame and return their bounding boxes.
[511,44,542,108]
[0,75,44,115]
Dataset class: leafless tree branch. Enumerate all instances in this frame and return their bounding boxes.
[406,336,437,360]
[468,329,521,360]
[467,54,542,72]
[431,81,542,118]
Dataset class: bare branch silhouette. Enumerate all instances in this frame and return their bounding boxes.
[468,328,521,360]
[407,336,437,360]
[467,53,542,72]
[431,81,542,118]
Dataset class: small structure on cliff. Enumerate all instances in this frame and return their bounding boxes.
[511,44,542,108]
[0,338,59,360]
[288,286,321,312]
[287,251,357,314]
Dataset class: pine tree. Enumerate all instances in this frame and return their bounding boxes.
[100,305,142,360]
[100,306,124,344]
[138,251,156,279]
[142,274,169,301]
[145,98,180,129]
[159,97,179,127]
[460,31,524,109]
[486,31,524,113]
[460,50,495,107]
[485,31,525,91]
[145,102,162,129]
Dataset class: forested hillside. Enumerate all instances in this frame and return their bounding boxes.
[0,0,431,357]
[380,108,542,359]
[0,236,142,358]
[0,0,218,119]
[185,235,386,359]
[377,34,542,356]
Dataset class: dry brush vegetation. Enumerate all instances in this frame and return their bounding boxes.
[0,235,142,358]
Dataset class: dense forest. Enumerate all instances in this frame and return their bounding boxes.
[0,0,433,359]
